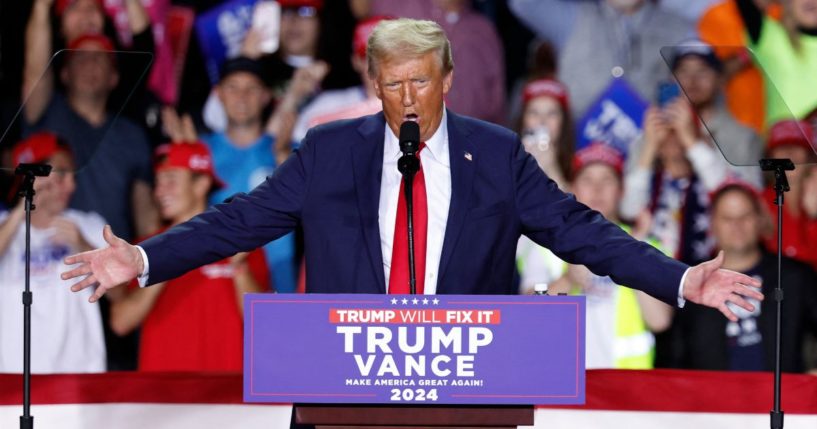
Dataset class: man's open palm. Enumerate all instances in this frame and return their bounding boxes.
[61,225,143,303]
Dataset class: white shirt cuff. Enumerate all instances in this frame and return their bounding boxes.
[677,267,690,308]
[135,245,150,288]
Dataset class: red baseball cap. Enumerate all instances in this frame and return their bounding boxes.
[571,142,624,179]
[522,79,569,113]
[67,33,115,52]
[766,119,814,153]
[277,0,323,11]
[353,16,394,59]
[154,142,225,190]
[55,0,103,16]
[12,132,72,166]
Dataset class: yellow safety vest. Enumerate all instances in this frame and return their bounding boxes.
[516,224,662,369]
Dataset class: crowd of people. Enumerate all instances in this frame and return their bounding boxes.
[0,0,815,375]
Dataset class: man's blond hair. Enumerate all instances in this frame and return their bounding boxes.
[367,18,454,79]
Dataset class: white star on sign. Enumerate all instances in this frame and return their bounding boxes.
[401,298,409,305]
[412,298,419,305]
[422,298,429,305]
[391,298,398,305]
[432,298,439,305]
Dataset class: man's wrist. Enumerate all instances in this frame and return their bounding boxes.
[135,245,150,287]
[677,267,690,308]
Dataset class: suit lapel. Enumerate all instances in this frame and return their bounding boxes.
[352,113,387,293]
[437,111,475,292]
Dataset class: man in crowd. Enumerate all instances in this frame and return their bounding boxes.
[621,100,731,265]
[64,18,762,327]
[669,41,763,188]
[23,33,157,243]
[108,142,270,371]
[676,182,817,371]
[203,56,297,293]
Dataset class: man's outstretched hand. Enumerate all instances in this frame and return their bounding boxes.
[683,251,764,321]
[61,225,144,303]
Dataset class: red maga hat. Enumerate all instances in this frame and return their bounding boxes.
[522,79,569,113]
[571,142,625,178]
[277,0,323,11]
[13,132,72,166]
[154,142,225,190]
[67,33,115,52]
[767,120,814,153]
[55,0,103,16]
[708,178,765,212]
[353,16,394,59]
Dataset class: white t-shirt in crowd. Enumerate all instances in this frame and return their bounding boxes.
[0,209,107,373]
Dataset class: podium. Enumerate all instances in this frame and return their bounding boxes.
[294,404,534,428]
[245,293,584,428]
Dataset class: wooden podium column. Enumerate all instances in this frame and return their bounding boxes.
[294,404,534,428]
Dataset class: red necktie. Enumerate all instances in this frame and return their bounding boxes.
[389,143,427,295]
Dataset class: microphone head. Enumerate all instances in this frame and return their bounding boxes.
[399,121,421,154]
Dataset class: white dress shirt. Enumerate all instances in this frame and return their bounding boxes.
[379,111,451,295]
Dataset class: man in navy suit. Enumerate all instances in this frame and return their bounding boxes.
[63,18,762,321]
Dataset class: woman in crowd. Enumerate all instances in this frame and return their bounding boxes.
[517,78,575,191]
[621,101,729,265]
[515,78,575,293]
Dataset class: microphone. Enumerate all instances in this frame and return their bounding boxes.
[398,121,421,176]
[399,121,420,156]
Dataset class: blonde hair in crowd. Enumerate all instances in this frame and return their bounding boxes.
[366,18,454,79]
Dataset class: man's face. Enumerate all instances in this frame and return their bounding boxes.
[217,72,271,127]
[674,56,720,108]
[34,151,76,216]
[373,52,453,142]
[62,42,118,98]
[712,190,762,255]
[61,0,105,42]
[154,168,203,222]
[571,163,622,220]
[280,7,320,57]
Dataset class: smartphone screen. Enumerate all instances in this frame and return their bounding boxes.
[657,81,681,107]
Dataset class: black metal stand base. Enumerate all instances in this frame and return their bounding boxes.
[770,410,784,429]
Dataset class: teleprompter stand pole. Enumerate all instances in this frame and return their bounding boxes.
[759,158,794,429]
[15,163,52,429]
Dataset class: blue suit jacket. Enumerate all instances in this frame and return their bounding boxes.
[141,111,688,304]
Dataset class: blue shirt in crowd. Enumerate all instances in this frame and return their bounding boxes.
[202,132,296,293]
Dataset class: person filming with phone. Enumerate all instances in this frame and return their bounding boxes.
[621,41,763,265]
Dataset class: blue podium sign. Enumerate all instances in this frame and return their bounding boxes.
[244,294,585,405]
